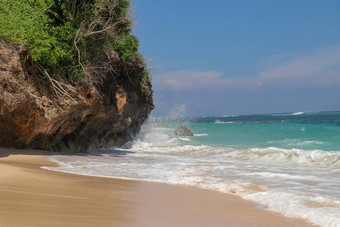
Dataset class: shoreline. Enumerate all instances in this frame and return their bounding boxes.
[0,147,315,227]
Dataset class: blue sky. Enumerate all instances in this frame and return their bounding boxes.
[131,0,340,116]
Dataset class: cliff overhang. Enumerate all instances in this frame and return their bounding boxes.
[0,40,153,152]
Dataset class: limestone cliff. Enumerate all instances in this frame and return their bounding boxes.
[0,40,153,152]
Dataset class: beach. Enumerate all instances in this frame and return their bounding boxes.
[1,1,338,227]
[0,148,313,227]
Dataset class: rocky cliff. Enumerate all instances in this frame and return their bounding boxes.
[0,40,153,152]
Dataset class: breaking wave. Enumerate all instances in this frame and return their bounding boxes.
[43,117,340,227]
[214,120,242,124]
[292,111,304,115]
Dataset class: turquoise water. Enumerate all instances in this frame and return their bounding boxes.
[184,111,340,151]
[45,111,340,227]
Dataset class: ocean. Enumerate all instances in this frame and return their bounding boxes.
[44,111,340,227]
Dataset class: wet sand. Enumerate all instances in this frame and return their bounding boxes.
[0,148,314,227]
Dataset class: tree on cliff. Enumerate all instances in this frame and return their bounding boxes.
[0,0,153,152]
[0,0,149,94]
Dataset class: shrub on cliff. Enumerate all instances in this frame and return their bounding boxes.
[0,0,78,77]
[0,0,149,88]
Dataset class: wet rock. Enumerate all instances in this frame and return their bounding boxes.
[174,125,193,136]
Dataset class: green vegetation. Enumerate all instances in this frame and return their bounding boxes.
[0,0,149,85]
[114,34,139,60]
[0,0,78,78]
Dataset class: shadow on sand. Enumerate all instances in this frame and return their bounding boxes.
[0,146,134,159]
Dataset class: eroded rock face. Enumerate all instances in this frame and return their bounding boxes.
[174,125,194,137]
[0,40,153,152]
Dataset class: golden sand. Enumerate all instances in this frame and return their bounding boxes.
[0,148,315,227]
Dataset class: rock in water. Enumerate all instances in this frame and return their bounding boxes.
[174,125,193,136]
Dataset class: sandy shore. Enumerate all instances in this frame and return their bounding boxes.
[0,147,314,227]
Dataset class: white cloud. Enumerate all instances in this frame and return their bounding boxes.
[163,79,182,88]
[259,46,340,83]
[152,45,340,93]
[152,69,224,91]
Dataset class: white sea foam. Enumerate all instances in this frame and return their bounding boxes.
[272,111,305,116]
[225,147,340,168]
[292,111,304,115]
[43,123,340,227]
[214,120,241,124]
[194,133,208,137]
[267,139,325,147]
[241,189,340,227]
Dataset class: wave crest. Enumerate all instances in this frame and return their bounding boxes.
[214,120,241,124]
[292,111,304,115]
[227,147,340,168]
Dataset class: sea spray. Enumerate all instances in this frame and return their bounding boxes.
[44,111,340,227]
